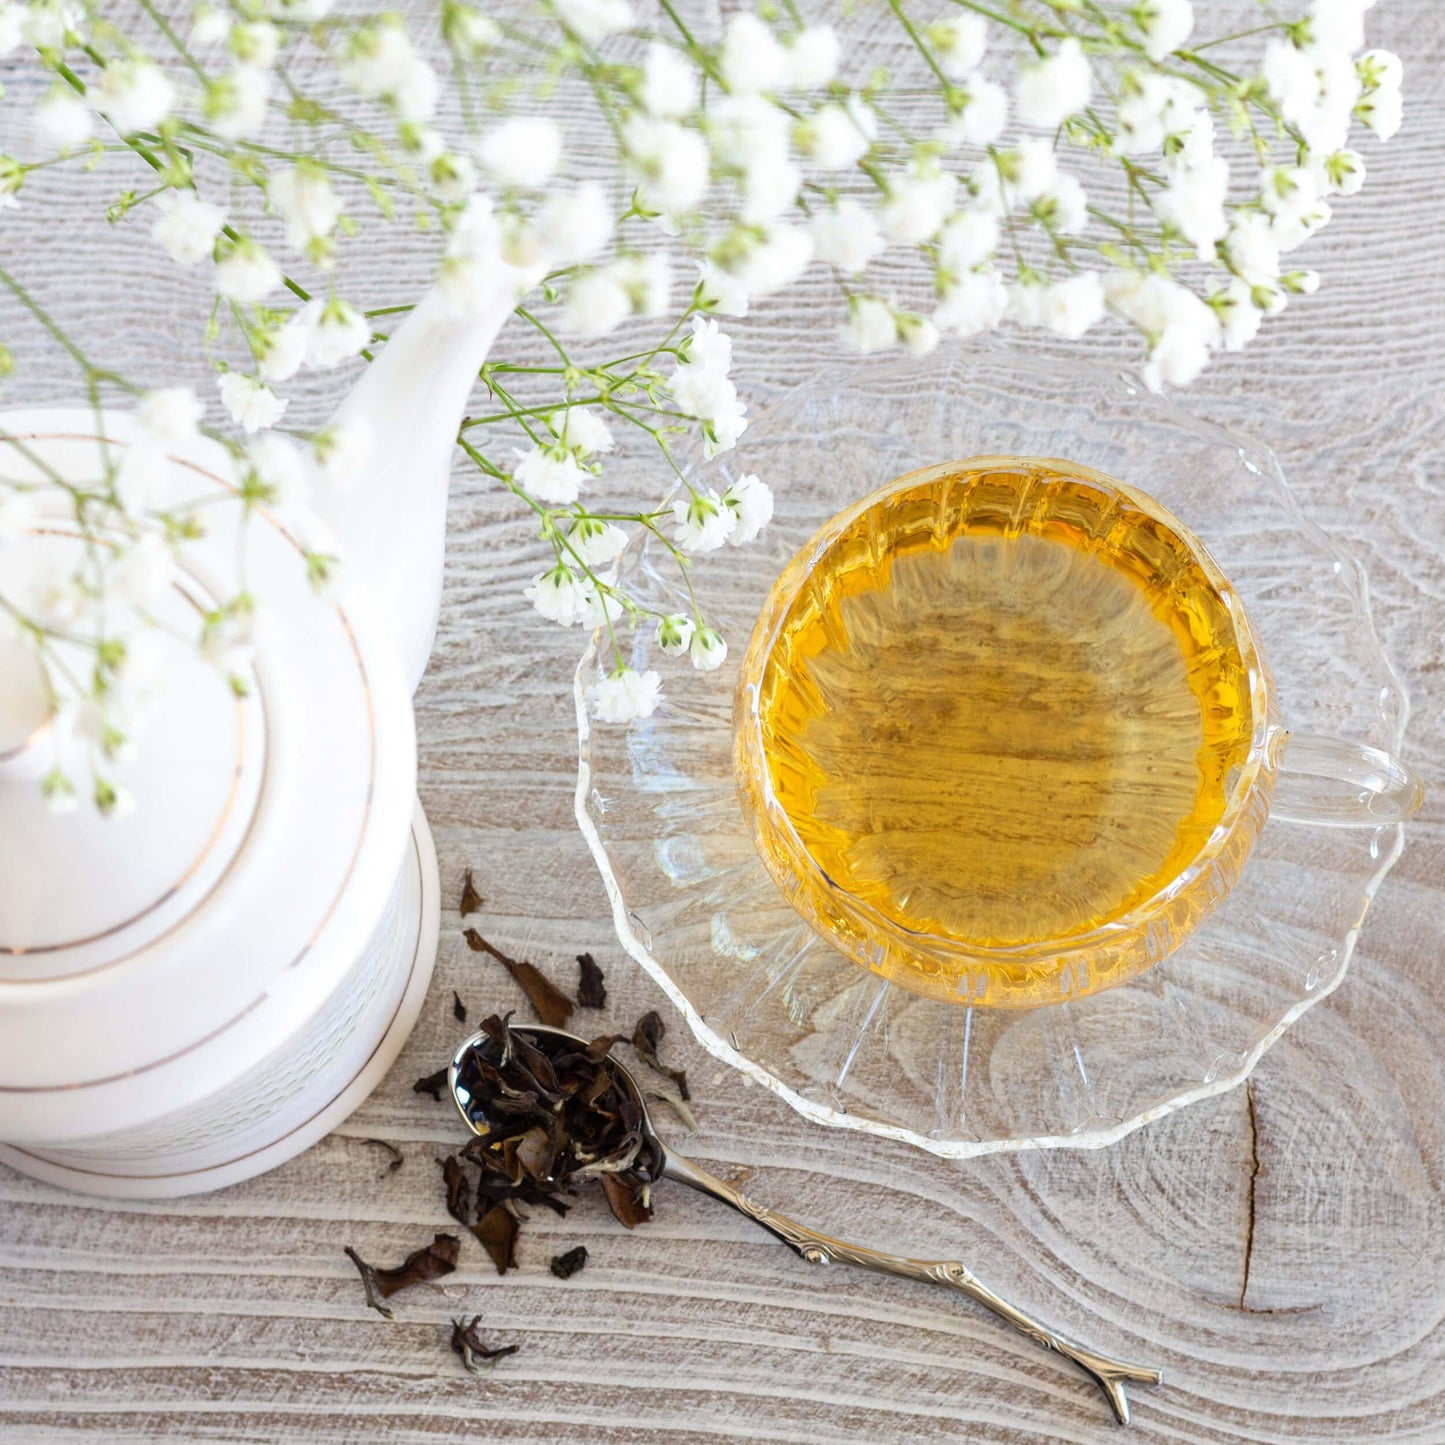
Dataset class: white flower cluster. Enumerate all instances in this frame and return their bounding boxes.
[0,0,1406,749]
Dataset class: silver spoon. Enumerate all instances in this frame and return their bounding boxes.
[449,1023,1162,1425]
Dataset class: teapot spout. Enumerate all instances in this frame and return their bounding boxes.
[311,267,537,692]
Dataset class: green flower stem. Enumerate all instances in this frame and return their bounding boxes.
[884,0,956,92]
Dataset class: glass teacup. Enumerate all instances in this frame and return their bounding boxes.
[734,457,1424,1009]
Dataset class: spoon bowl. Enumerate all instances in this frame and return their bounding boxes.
[446,1020,1162,1424]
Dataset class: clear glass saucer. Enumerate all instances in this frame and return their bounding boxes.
[574,347,1414,1158]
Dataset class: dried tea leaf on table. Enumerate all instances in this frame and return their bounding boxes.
[576,952,606,1008]
[463,928,575,1028]
[439,1155,473,1227]
[412,1068,449,1102]
[600,1172,653,1230]
[451,1315,520,1373]
[459,869,484,917]
[550,1245,589,1280]
[361,1139,403,1177]
[344,1233,461,1318]
[471,1202,519,1275]
[632,1009,690,1100]
[453,990,468,1023]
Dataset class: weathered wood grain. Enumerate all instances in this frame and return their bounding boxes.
[3,2,1445,1440]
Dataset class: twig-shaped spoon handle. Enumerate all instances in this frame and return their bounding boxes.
[662,1148,1162,1426]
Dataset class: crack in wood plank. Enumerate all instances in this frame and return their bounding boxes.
[1240,1080,1260,1312]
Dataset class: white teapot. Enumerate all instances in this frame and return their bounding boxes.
[0,271,524,1197]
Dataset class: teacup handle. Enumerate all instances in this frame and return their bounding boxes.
[1270,732,1424,827]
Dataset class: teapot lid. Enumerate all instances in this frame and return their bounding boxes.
[0,410,416,1094]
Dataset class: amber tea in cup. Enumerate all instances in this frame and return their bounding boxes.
[734,457,1276,1009]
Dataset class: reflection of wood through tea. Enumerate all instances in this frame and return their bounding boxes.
[750,465,1255,976]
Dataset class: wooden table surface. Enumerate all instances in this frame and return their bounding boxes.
[3,4,1445,1440]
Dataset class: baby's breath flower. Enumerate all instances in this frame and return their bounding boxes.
[91,58,175,136]
[1015,37,1091,131]
[559,407,614,458]
[1041,273,1105,340]
[781,26,840,90]
[640,41,698,118]
[33,85,91,149]
[229,20,279,70]
[898,312,940,357]
[1156,154,1230,260]
[722,474,773,545]
[136,386,202,448]
[939,79,1008,148]
[1317,147,1366,197]
[561,270,633,337]
[878,164,957,244]
[1034,173,1089,235]
[588,667,662,723]
[719,13,789,96]
[655,614,695,655]
[256,310,312,383]
[478,118,562,189]
[810,199,886,275]
[151,191,226,266]
[1104,271,1218,390]
[269,165,341,255]
[1134,0,1193,64]
[926,14,987,80]
[580,584,624,629]
[341,19,437,121]
[535,184,613,266]
[304,298,370,369]
[214,237,282,303]
[108,533,173,607]
[205,65,272,142]
[623,115,709,215]
[672,489,736,553]
[1355,49,1402,140]
[0,5,22,56]
[525,562,591,625]
[514,444,586,505]
[312,417,372,490]
[190,4,230,48]
[217,372,287,433]
[552,0,635,46]
[566,518,628,566]
[245,432,313,514]
[443,3,500,58]
[840,295,898,354]
[937,207,1000,272]
[1260,36,1360,154]
[689,625,727,672]
[934,268,1008,338]
[797,98,876,170]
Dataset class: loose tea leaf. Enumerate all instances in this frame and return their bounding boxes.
[459,869,484,917]
[450,1315,520,1374]
[471,1202,519,1275]
[463,929,575,1029]
[440,1155,473,1227]
[453,990,468,1024]
[550,1245,589,1280]
[361,1138,404,1177]
[632,1010,690,1100]
[413,1067,449,1102]
[645,1080,700,1135]
[344,1233,461,1319]
[576,952,606,1009]
[452,1014,664,1244]
[600,1171,653,1230]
